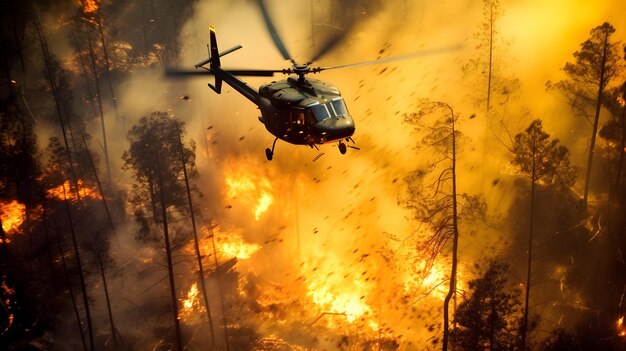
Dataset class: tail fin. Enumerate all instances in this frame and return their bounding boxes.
[193,26,243,94]
[207,26,222,93]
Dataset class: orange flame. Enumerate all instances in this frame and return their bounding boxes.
[225,166,274,221]
[618,316,626,337]
[179,283,205,322]
[304,254,373,324]
[403,260,465,301]
[46,180,102,202]
[186,226,262,261]
[81,0,99,15]
[0,200,26,236]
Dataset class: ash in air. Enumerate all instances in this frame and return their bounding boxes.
[1,0,626,350]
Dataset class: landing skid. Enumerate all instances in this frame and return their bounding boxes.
[338,138,359,154]
[265,138,278,161]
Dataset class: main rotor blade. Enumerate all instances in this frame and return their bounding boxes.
[165,68,281,77]
[318,44,463,71]
[258,0,293,62]
[309,31,346,63]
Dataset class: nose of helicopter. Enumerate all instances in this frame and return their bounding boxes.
[317,116,355,139]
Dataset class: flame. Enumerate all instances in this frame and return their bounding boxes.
[0,200,26,236]
[179,283,205,322]
[403,261,452,301]
[46,180,102,202]
[81,0,99,15]
[224,165,274,221]
[186,226,262,261]
[304,254,372,324]
[618,316,626,337]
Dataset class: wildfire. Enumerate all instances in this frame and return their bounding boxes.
[618,316,626,337]
[187,226,262,261]
[0,200,26,236]
[224,166,275,221]
[46,180,102,202]
[179,283,205,322]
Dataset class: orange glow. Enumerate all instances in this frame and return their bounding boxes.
[179,283,205,322]
[46,180,102,202]
[617,316,626,337]
[304,254,372,324]
[187,226,262,261]
[404,261,458,301]
[1,278,15,334]
[0,200,26,235]
[224,165,274,221]
[81,0,99,15]
[617,95,625,108]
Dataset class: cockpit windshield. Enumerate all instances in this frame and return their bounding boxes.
[307,98,350,122]
[307,103,331,122]
[330,98,348,116]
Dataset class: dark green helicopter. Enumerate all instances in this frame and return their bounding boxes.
[167,0,458,160]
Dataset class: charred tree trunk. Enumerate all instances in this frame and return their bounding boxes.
[209,226,231,351]
[86,31,112,186]
[81,134,114,231]
[486,1,494,112]
[583,29,610,208]
[37,18,94,350]
[60,180,95,351]
[521,149,537,351]
[156,154,183,351]
[95,15,118,118]
[93,233,121,346]
[177,128,216,347]
[55,228,88,351]
[442,106,459,351]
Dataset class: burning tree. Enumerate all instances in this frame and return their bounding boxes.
[403,100,486,351]
[510,119,577,350]
[123,111,198,351]
[547,22,624,209]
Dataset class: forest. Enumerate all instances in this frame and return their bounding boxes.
[1,0,626,350]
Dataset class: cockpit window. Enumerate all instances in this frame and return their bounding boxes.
[330,98,348,116]
[307,103,331,122]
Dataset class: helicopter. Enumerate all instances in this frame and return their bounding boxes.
[167,0,459,160]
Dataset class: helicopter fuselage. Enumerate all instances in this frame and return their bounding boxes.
[258,77,355,146]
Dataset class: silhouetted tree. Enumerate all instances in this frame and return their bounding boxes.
[123,112,197,351]
[85,231,122,346]
[404,100,486,351]
[511,119,577,350]
[451,260,523,350]
[463,0,519,112]
[548,22,624,208]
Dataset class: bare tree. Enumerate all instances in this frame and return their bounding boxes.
[403,101,486,351]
